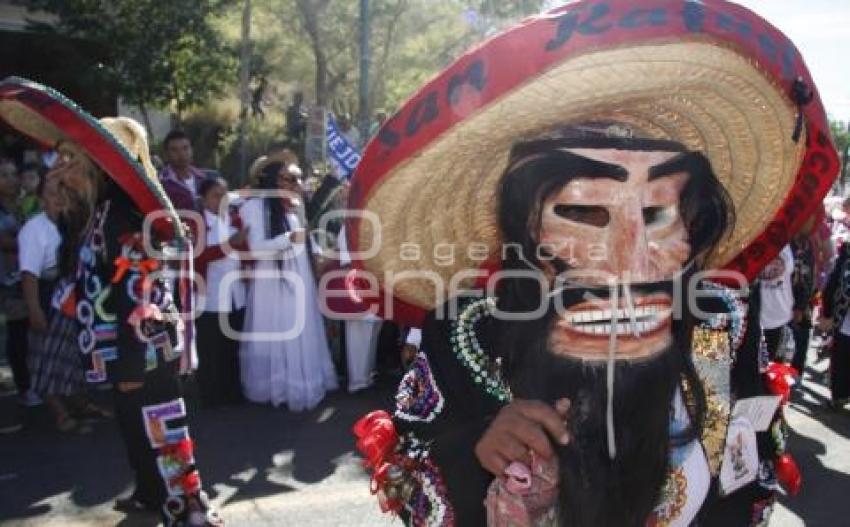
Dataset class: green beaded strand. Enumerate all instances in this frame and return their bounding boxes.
[450,298,512,403]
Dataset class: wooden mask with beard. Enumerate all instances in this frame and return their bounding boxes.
[497,132,732,527]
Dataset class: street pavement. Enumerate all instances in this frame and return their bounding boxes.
[1,350,848,527]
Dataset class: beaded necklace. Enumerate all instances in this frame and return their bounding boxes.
[449,297,512,402]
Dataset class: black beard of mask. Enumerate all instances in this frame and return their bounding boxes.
[507,298,684,527]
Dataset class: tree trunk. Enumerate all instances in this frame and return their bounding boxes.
[357,0,370,139]
[139,101,154,141]
[314,47,329,107]
[296,0,331,106]
[238,0,253,186]
[368,0,407,120]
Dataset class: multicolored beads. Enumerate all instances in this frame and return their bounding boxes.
[449,297,512,403]
[395,353,445,423]
[400,434,455,526]
[699,281,748,356]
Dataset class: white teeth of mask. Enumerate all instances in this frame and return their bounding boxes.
[565,306,670,334]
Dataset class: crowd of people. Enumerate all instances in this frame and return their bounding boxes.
[757,204,849,407]
[0,104,847,524]
[0,120,416,434]
[0,79,412,524]
[0,2,848,526]
[1,156,112,432]
[0,94,848,525]
[3,119,848,432]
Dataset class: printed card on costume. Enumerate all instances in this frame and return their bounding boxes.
[719,417,759,495]
[731,395,782,432]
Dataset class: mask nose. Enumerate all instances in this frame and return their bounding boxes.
[609,198,651,283]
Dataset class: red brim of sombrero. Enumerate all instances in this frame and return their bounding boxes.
[0,77,180,240]
[344,0,840,327]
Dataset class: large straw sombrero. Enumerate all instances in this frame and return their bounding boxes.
[347,0,839,325]
[0,77,183,240]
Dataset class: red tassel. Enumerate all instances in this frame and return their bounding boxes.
[353,411,408,514]
[371,462,391,494]
[775,453,802,495]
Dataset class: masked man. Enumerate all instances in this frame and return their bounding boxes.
[347,1,838,525]
[0,78,222,527]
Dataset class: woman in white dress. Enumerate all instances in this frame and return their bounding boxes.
[239,155,338,410]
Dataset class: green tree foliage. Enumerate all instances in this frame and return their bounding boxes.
[18,0,237,122]
[241,0,546,115]
[197,0,547,173]
[18,1,547,168]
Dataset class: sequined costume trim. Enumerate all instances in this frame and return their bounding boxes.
[395,353,446,423]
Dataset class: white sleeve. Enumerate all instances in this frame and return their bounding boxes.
[310,236,324,256]
[249,233,292,252]
[17,220,43,276]
[240,199,291,253]
[338,228,352,266]
[784,245,795,279]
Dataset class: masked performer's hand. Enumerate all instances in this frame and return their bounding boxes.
[475,398,571,476]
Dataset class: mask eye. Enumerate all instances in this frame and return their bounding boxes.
[554,204,610,227]
[642,206,675,226]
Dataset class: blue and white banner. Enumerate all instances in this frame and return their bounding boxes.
[326,115,362,180]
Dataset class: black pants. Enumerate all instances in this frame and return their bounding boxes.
[699,480,775,526]
[763,325,785,362]
[832,333,850,400]
[5,318,29,394]
[112,359,199,517]
[195,309,244,407]
[376,321,402,373]
[790,319,811,375]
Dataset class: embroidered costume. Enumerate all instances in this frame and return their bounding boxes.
[0,79,221,526]
[344,1,838,525]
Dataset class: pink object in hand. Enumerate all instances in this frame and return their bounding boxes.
[485,455,559,526]
[504,462,533,494]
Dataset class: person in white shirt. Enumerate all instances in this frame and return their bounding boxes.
[337,228,382,392]
[194,177,249,407]
[21,176,106,431]
[759,245,795,361]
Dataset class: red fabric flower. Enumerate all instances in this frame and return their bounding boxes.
[161,438,195,465]
[764,362,799,404]
[179,470,202,495]
[353,410,408,513]
[353,411,398,469]
[775,453,802,495]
